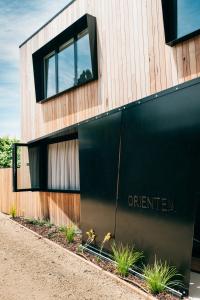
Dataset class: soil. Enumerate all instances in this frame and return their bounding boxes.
[12,216,181,300]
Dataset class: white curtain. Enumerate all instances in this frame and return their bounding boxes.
[48,139,80,190]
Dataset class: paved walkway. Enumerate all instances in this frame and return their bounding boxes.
[189,272,200,300]
[0,213,143,300]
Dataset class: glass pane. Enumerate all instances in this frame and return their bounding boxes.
[44,53,56,98]
[28,146,40,189]
[58,40,75,92]
[48,140,80,190]
[16,146,40,190]
[77,30,93,85]
[177,0,200,39]
[16,146,31,190]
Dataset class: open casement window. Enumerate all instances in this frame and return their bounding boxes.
[12,138,80,193]
[12,143,40,192]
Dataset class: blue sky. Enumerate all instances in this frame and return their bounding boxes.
[0,0,71,138]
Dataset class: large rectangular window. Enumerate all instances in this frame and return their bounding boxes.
[43,29,93,98]
[33,14,97,103]
[162,0,200,45]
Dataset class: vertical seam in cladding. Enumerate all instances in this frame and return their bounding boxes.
[114,113,123,238]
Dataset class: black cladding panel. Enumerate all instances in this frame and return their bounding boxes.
[116,83,200,290]
[79,112,121,245]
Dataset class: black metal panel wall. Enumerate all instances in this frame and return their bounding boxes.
[79,80,200,292]
[79,112,122,245]
[116,83,200,290]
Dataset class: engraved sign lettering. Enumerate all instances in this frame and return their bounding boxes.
[128,195,174,213]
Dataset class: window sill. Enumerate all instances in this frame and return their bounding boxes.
[166,28,200,46]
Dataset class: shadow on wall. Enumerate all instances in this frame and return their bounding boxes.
[41,80,101,123]
[172,36,200,82]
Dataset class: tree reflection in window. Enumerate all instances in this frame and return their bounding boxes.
[77,69,93,85]
[77,30,93,85]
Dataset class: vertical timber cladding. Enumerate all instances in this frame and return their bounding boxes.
[116,82,200,291]
[79,112,122,244]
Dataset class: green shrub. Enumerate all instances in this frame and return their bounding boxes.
[111,242,143,277]
[0,136,20,168]
[143,258,183,295]
[10,206,17,218]
[64,225,76,243]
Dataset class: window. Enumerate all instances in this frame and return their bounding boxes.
[12,129,80,193]
[77,29,93,84]
[162,0,200,46]
[43,29,94,97]
[33,14,98,103]
[58,39,75,92]
[44,52,56,98]
[48,140,80,191]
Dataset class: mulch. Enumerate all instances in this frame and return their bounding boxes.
[13,217,180,300]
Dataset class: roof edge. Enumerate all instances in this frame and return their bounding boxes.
[19,0,76,48]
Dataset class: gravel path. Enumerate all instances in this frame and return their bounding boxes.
[0,213,143,300]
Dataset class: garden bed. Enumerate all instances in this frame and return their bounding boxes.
[13,217,181,300]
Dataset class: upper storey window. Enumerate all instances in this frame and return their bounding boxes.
[58,38,75,92]
[77,30,93,84]
[33,14,98,103]
[44,52,56,98]
[162,0,200,46]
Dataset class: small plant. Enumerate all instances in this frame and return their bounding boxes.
[97,232,112,259]
[58,225,67,232]
[26,218,53,227]
[10,205,17,218]
[143,257,183,295]
[100,232,112,253]
[111,242,143,277]
[64,225,76,243]
[85,229,96,246]
[77,244,84,254]
[81,229,96,253]
[44,219,53,228]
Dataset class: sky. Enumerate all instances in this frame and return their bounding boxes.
[0,0,72,138]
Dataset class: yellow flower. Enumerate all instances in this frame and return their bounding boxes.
[86,229,96,242]
[103,232,112,244]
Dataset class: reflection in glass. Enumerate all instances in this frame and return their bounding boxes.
[58,39,75,92]
[177,0,200,39]
[44,53,56,98]
[77,30,93,85]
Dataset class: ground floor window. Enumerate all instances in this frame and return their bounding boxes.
[48,139,80,191]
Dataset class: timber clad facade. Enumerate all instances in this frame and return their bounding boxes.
[16,0,200,225]
[1,0,200,294]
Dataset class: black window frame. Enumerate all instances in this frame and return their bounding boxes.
[33,14,98,103]
[12,130,80,193]
[162,0,200,46]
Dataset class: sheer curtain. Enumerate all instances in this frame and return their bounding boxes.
[48,139,80,190]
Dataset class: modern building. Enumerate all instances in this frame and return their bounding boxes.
[12,0,200,294]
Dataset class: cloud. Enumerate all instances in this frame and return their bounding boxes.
[0,0,72,138]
